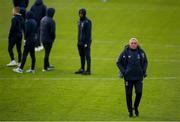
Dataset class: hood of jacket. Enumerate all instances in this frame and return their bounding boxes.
[34,0,43,5]
[47,8,55,18]
[26,11,34,19]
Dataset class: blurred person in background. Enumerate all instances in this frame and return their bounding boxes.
[7,7,23,67]
[13,11,37,74]
[30,0,47,51]
[12,0,29,19]
[75,8,92,75]
[40,8,56,72]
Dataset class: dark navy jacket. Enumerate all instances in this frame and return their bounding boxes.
[13,0,29,9]
[40,8,56,44]
[8,14,24,39]
[30,0,47,27]
[78,17,92,46]
[116,45,148,81]
[24,11,37,46]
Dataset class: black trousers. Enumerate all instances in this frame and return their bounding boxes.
[125,80,143,113]
[8,36,22,63]
[20,9,26,34]
[20,44,35,70]
[43,42,53,70]
[78,45,91,71]
[35,27,41,47]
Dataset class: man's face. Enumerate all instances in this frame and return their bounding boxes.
[129,39,138,49]
[79,12,83,18]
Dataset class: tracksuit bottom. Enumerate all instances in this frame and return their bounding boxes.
[125,80,143,113]
[78,45,91,72]
[35,27,41,47]
[43,42,53,70]
[20,44,35,70]
[8,36,22,63]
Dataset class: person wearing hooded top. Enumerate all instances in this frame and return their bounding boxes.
[116,38,148,117]
[13,11,37,74]
[7,7,24,67]
[30,0,47,51]
[75,8,92,75]
[12,0,29,19]
[40,8,56,72]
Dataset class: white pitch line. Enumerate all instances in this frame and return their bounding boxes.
[0,77,178,81]
[51,56,180,63]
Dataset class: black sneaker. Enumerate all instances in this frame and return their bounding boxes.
[129,112,133,118]
[82,71,91,75]
[134,107,139,117]
[75,69,84,74]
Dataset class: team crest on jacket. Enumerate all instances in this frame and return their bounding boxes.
[141,53,145,58]
[137,54,140,59]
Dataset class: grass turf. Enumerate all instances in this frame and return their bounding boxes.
[0,0,180,121]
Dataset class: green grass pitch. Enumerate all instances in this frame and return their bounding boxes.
[0,0,180,121]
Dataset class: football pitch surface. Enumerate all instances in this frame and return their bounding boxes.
[0,0,180,121]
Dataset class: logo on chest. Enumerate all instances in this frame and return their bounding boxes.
[81,23,84,28]
[128,55,141,59]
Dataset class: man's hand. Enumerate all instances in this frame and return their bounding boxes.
[144,74,147,78]
[84,44,88,48]
[119,72,124,78]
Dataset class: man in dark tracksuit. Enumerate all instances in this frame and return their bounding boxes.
[116,38,148,117]
[13,0,29,19]
[13,11,37,74]
[75,8,92,75]
[7,7,23,67]
[40,8,56,71]
[30,0,47,50]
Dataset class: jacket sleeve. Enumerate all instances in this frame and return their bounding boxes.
[84,20,91,45]
[25,0,29,8]
[142,50,148,75]
[8,17,17,39]
[116,51,127,76]
[50,20,56,41]
[13,0,17,6]
[43,5,47,17]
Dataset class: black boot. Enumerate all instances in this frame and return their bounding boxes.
[82,70,91,75]
[75,69,84,74]
[129,111,133,118]
[134,107,139,117]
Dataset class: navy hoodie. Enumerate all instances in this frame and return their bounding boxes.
[25,11,37,46]
[13,0,29,9]
[116,45,148,81]
[8,14,24,39]
[30,0,47,27]
[40,8,56,44]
